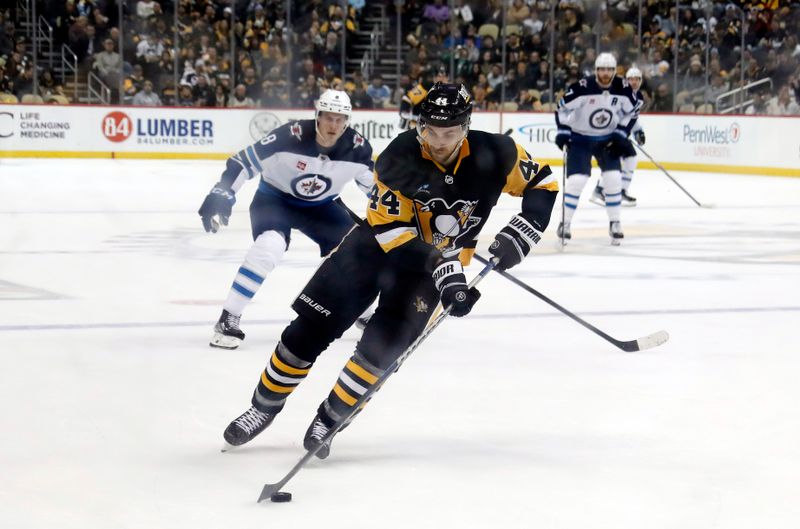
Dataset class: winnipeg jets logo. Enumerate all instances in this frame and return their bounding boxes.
[353,133,365,148]
[290,122,303,140]
[291,174,332,198]
[589,108,613,129]
[413,198,481,252]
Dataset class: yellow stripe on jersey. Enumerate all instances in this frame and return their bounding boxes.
[502,143,558,196]
[346,360,379,385]
[333,383,357,406]
[272,354,311,376]
[261,371,296,393]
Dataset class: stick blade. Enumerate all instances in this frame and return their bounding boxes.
[634,330,669,351]
[258,483,282,503]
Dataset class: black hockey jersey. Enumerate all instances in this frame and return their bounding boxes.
[219,120,374,205]
[366,129,558,267]
[556,76,641,141]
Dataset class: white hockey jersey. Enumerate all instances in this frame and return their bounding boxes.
[220,120,374,205]
[556,76,641,141]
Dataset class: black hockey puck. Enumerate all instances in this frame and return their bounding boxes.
[270,492,292,503]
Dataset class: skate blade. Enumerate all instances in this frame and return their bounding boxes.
[611,239,622,246]
[221,441,238,453]
[210,333,242,349]
[589,197,605,206]
[621,202,637,207]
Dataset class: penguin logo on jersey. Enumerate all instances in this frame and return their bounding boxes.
[413,198,480,252]
[291,174,332,198]
[589,108,614,129]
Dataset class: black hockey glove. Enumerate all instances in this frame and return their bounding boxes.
[607,132,631,158]
[198,183,236,233]
[489,214,543,271]
[555,130,571,151]
[633,129,646,145]
[432,258,481,318]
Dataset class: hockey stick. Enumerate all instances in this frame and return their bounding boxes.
[560,146,567,248]
[473,254,668,352]
[257,258,498,503]
[633,143,712,208]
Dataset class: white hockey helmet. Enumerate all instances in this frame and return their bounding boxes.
[626,67,643,80]
[315,89,352,121]
[595,52,617,70]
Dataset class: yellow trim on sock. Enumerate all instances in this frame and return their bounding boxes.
[261,371,295,394]
[271,352,310,376]
[346,360,378,384]
[333,383,357,406]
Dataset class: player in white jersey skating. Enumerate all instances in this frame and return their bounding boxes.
[198,90,375,349]
[590,67,645,207]
[554,53,641,245]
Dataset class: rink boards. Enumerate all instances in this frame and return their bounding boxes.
[0,104,798,176]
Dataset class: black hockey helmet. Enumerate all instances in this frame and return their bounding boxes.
[418,83,473,128]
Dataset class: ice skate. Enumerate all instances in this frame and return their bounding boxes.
[621,190,637,207]
[589,185,605,206]
[556,221,572,240]
[609,221,624,246]
[303,412,336,460]
[222,406,276,450]
[210,309,245,349]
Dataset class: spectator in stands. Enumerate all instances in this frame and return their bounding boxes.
[132,79,161,106]
[295,74,321,107]
[650,82,673,112]
[507,0,530,25]
[214,83,229,107]
[124,64,146,101]
[177,83,195,106]
[93,38,122,92]
[745,90,769,115]
[422,0,450,25]
[703,74,729,107]
[366,74,391,108]
[137,33,164,80]
[228,83,255,107]
[766,84,800,115]
[193,74,215,107]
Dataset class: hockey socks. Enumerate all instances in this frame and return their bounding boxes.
[252,342,312,413]
[323,352,383,421]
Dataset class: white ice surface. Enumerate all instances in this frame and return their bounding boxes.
[1,158,799,529]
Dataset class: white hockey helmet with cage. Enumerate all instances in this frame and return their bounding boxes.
[315,89,352,121]
[595,52,617,70]
[626,67,643,79]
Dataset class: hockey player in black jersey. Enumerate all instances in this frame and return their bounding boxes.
[198,90,374,349]
[222,83,559,456]
[554,53,641,245]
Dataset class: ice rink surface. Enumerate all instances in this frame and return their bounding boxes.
[1,158,799,529]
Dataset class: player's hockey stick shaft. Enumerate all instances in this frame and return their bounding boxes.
[633,143,707,208]
[560,146,567,247]
[473,254,668,352]
[257,258,498,503]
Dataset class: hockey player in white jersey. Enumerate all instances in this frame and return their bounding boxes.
[591,67,645,207]
[198,90,374,348]
[554,53,641,245]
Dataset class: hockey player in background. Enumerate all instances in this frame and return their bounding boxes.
[554,53,641,245]
[222,83,559,457]
[198,90,374,349]
[591,66,645,207]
